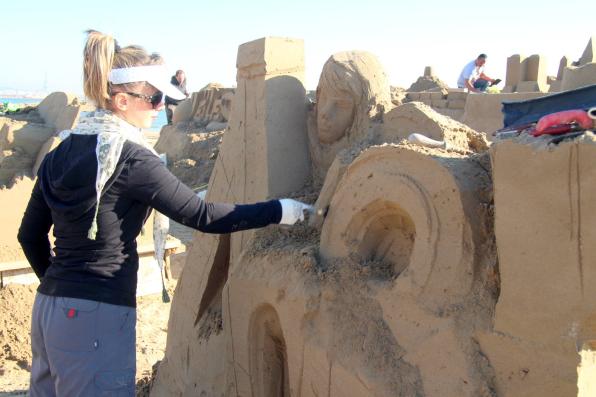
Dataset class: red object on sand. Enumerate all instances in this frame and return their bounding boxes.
[532,110,592,137]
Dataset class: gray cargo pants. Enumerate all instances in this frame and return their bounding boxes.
[30,292,136,396]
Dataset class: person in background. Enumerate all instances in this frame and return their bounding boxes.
[457,54,498,93]
[164,69,189,124]
[18,30,312,397]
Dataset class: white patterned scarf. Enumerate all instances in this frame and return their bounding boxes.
[59,109,161,240]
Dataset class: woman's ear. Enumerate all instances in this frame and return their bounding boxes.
[111,92,129,112]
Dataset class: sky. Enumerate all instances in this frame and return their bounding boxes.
[2,0,594,96]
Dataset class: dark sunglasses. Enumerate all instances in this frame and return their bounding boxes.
[121,91,163,108]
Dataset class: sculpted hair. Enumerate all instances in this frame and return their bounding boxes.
[83,30,163,109]
[317,51,391,140]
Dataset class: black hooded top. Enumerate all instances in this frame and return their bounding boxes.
[17,134,281,307]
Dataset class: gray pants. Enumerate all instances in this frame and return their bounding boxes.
[30,292,136,396]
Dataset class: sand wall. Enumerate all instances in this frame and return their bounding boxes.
[478,134,596,397]
[461,92,547,134]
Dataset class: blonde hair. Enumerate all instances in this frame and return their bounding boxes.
[83,30,163,109]
[317,51,391,140]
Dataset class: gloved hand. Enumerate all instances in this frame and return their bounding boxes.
[196,189,207,200]
[279,199,314,225]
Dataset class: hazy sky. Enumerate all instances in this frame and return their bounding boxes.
[2,0,594,96]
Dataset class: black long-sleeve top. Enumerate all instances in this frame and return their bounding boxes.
[17,135,281,307]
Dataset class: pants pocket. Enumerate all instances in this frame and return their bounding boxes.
[94,368,135,396]
[46,297,100,352]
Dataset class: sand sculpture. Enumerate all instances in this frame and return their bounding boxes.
[153,37,502,396]
[307,51,392,183]
[154,84,236,188]
[406,66,449,93]
[172,83,234,130]
[0,92,82,186]
[152,37,311,396]
[502,54,549,93]
[150,36,596,397]
[1,36,594,397]
[478,134,596,397]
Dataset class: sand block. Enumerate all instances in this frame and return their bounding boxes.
[522,54,547,85]
[423,66,433,77]
[487,135,596,396]
[558,55,572,80]
[516,80,548,93]
[447,99,466,109]
[579,36,595,66]
[461,92,547,134]
[505,54,525,88]
[320,145,492,309]
[561,63,596,91]
[548,80,563,93]
[447,89,468,101]
[501,85,515,93]
[37,92,81,133]
[491,135,596,342]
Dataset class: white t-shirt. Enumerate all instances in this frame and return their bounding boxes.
[457,60,484,88]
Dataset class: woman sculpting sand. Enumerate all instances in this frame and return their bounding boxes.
[17,30,311,396]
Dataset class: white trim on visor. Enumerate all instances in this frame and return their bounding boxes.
[108,65,186,100]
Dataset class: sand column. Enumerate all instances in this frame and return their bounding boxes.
[208,37,310,265]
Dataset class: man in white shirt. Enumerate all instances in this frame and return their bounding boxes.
[457,54,496,92]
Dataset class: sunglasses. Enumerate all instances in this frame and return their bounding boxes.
[121,91,164,109]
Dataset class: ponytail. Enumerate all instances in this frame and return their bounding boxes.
[83,30,115,109]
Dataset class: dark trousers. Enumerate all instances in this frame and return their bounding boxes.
[30,293,136,396]
[474,79,490,92]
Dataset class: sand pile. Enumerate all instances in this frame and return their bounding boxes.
[155,128,223,188]
[407,73,449,92]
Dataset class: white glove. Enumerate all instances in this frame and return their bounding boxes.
[196,189,207,200]
[279,199,314,225]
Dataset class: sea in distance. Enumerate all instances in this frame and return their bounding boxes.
[1,97,167,132]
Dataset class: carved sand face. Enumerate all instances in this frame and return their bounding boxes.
[316,86,355,144]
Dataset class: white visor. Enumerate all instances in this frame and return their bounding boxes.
[108,65,186,100]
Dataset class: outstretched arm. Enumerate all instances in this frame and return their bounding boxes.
[125,149,282,233]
